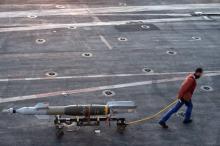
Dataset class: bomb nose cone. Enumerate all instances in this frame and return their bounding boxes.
[2,108,16,113]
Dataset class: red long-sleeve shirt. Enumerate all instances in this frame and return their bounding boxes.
[177,74,197,101]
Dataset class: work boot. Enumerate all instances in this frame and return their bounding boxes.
[159,121,168,129]
[183,119,193,124]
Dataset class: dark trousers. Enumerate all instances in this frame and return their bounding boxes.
[159,99,193,123]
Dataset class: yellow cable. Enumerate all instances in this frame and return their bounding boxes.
[127,99,178,125]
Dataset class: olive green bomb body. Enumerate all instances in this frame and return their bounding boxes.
[48,105,110,116]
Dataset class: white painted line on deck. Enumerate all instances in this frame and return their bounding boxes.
[90,13,192,17]
[0,79,9,82]
[0,3,220,18]
[0,72,220,103]
[0,11,192,18]
[0,77,183,103]
[0,71,219,82]
[0,17,206,32]
[0,4,56,7]
[99,35,113,50]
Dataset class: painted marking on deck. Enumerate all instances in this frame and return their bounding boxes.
[0,71,219,82]
[99,35,113,50]
[0,17,206,32]
[0,3,220,18]
[0,72,220,103]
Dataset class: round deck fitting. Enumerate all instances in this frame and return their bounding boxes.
[166,51,177,55]
[82,52,93,57]
[67,26,77,29]
[35,39,46,44]
[142,68,154,73]
[192,36,201,40]
[56,5,65,9]
[141,25,150,29]
[45,71,58,77]
[200,85,213,92]
[103,90,115,97]
[118,37,128,42]
[27,15,37,19]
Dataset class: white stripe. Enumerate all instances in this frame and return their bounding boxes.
[0,17,205,32]
[99,35,113,50]
[0,72,220,103]
[0,79,9,82]
[25,77,42,81]
[0,95,37,103]
[0,11,192,18]
[0,3,219,18]
[0,71,220,82]
[0,4,55,7]
[0,77,183,103]
[89,13,192,16]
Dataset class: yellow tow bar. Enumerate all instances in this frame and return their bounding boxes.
[127,99,178,125]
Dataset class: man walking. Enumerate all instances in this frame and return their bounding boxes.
[159,68,203,128]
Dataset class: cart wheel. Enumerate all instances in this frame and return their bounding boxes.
[117,124,126,133]
[117,119,126,134]
[54,119,58,125]
[54,115,60,125]
[56,129,64,138]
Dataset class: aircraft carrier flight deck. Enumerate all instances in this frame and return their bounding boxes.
[0,0,220,146]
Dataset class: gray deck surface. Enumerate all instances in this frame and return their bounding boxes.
[0,0,220,146]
